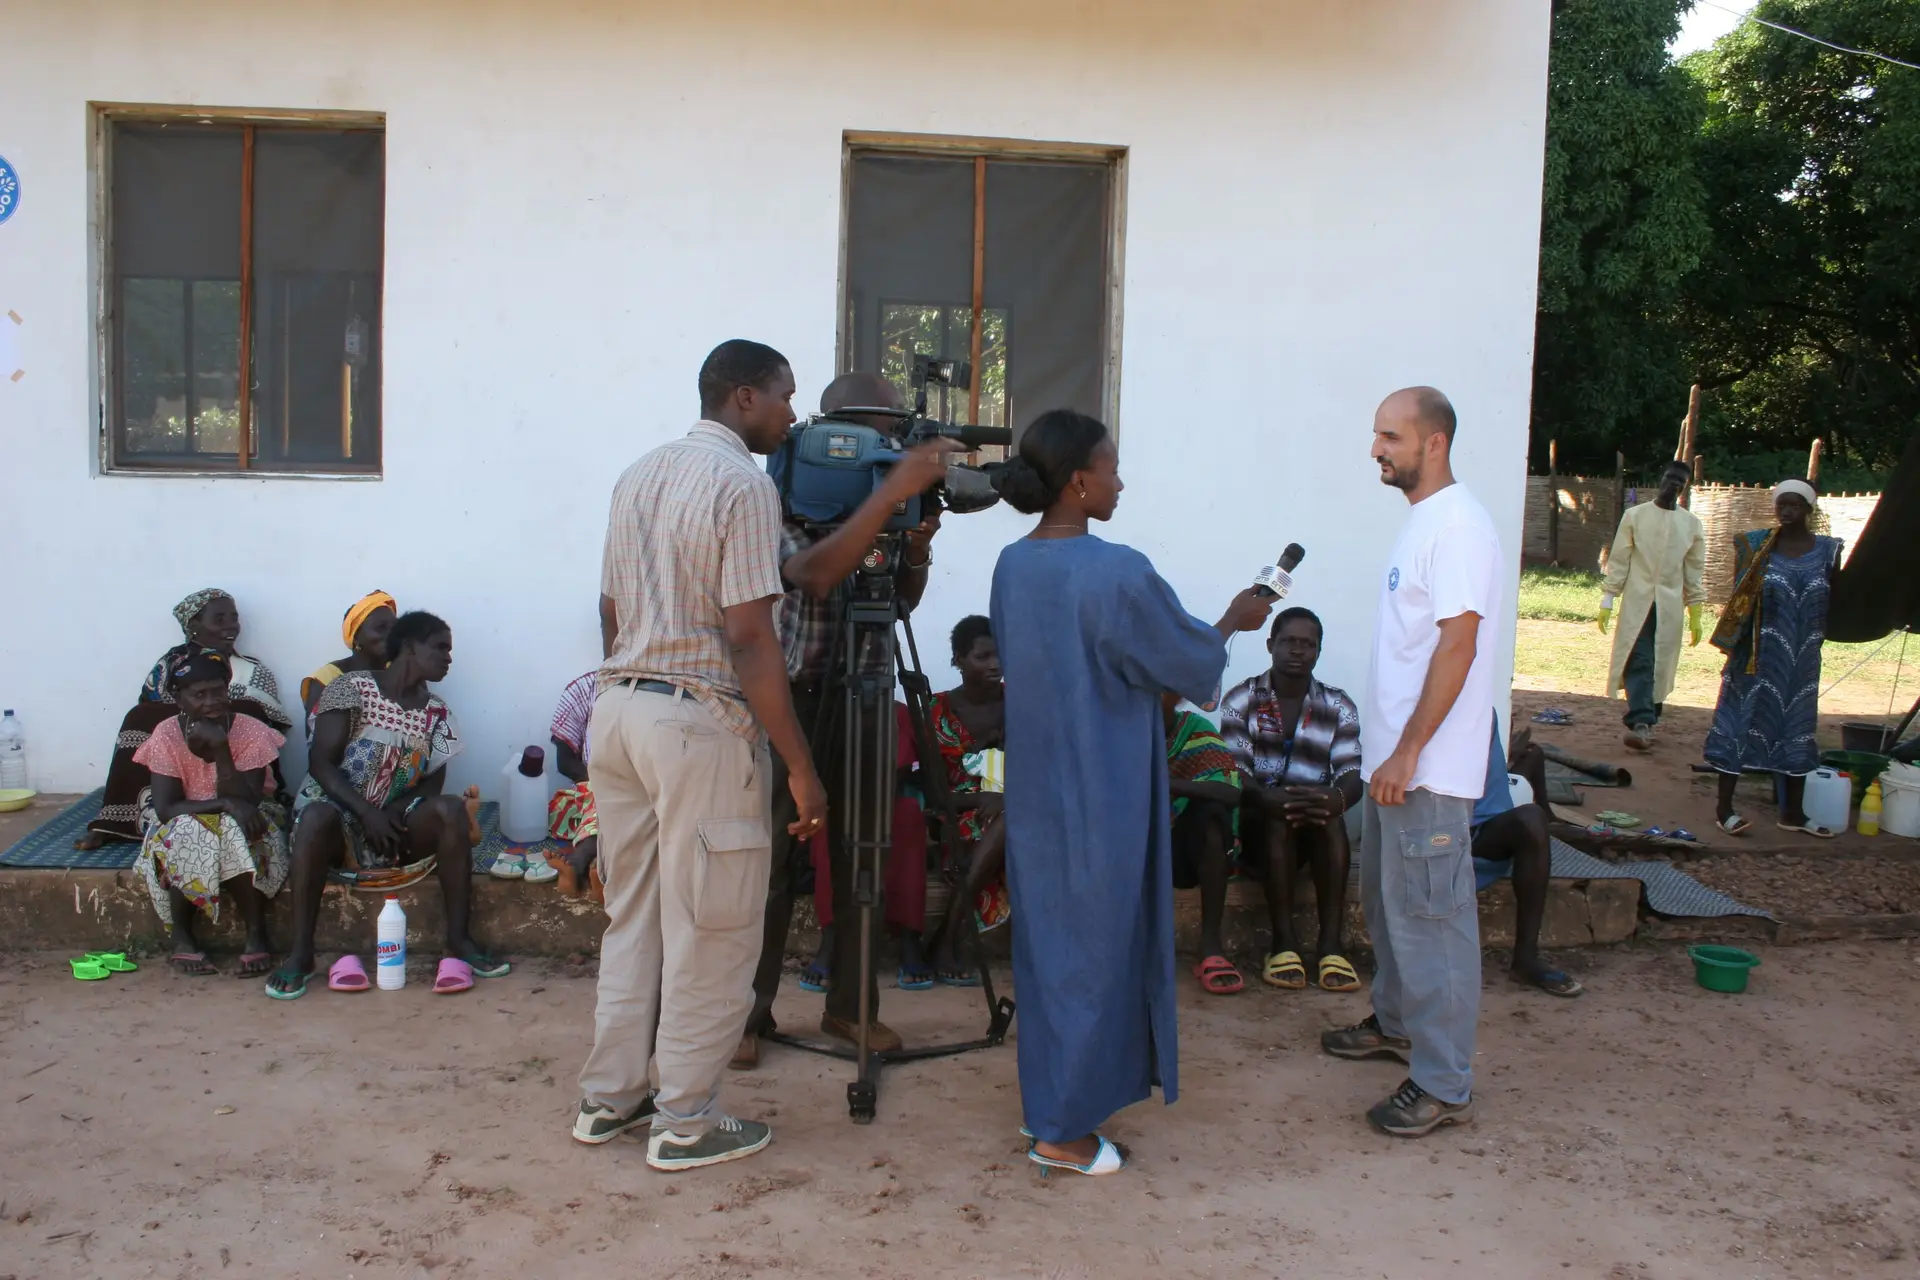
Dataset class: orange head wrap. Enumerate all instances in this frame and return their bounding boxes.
[342,591,398,648]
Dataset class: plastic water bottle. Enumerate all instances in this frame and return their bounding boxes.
[0,710,26,790]
[377,895,407,990]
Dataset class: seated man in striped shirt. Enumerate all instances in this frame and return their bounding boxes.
[1218,607,1364,994]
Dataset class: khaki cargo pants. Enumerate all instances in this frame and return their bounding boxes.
[578,683,772,1135]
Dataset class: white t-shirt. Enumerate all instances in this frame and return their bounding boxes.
[1361,482,1505,800]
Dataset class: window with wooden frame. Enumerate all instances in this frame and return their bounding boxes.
[840,137,1125,455]
[101,111,385,475]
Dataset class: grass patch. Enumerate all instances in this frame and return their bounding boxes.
[1517,566,1604,623]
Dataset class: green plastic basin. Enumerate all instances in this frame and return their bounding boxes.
[1689,944,1760,994]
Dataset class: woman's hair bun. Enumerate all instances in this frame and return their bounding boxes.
[991,456,1057,515]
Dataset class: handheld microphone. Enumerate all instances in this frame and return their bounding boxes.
[1252,543,1306,599]
[1197,542,1307,714]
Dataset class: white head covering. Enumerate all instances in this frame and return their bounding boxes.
[1772,478,1817,506]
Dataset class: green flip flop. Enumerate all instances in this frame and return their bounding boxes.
[263,967,312,1001]
[461,953,512,979]
[1595,810,1642,829]
[70,957,111,981]
[86,951,139,973]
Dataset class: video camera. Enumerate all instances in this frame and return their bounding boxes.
[773,355,1015,532]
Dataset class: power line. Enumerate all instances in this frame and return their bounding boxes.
[1694,0,1920,72]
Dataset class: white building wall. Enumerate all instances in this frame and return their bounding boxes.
[0,0,1550,792]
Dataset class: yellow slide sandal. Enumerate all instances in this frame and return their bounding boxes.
[1263,950,1308,990]
[1318,954,1363,993]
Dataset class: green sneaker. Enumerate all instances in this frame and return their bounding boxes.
[571,1094,656,1145]
[645,1115,772,1171]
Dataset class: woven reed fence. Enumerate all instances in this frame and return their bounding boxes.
[1523,480,1878,605]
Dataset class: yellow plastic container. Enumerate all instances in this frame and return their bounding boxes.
[1859,780,1882,837]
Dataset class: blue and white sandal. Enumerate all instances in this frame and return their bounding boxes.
[1027,1134,1128,1177]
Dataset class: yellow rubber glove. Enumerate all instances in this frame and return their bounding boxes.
[1688,603,1703,647]
[1598,605,1611,635]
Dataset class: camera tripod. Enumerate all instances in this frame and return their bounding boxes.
[764,534,1016,1123]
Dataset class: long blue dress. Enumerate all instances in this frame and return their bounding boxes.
[990,535,1228,1144]
[1704,532,1843,776]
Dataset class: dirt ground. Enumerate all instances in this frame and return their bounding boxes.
[4,941,1919,1280]
[1504,682,1920,918]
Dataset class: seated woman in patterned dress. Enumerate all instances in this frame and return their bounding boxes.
[134,648,291,977]
[75,588,291,849]
[301,592,483,843]
[925,615,1011,985]
[265,610,505,999]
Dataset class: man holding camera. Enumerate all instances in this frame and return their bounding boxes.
[734,371,961,1069]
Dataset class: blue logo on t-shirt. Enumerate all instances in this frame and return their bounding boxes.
[1388,567,1400,591]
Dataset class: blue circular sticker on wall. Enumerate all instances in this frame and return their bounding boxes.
[0,155,18,226]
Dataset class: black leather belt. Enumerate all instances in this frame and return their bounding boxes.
[617,677,741,702]
[618,678,685,697]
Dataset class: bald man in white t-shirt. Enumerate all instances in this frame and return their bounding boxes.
[1321,387,1504,1140]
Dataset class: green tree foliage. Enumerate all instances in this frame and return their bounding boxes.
[1682,0,1920,474]
[1532,0,1712,473]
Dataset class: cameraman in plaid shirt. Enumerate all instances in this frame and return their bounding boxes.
[735,371,958,1069]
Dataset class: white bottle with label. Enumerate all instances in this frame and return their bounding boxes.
[376,895,407,990]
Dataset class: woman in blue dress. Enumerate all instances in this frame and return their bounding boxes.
[1704,479,1844,837]
[988,409,1275,1177]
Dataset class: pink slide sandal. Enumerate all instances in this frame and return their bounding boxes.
[433,957,475,994]
[328,955,371,992]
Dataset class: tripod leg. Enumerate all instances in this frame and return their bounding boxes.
[849,890,878,1124]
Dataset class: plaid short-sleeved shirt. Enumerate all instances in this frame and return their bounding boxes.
[776,521,894,684]
[599,421,786,740]
[550,672,597,765]
[1218,672,1361,789]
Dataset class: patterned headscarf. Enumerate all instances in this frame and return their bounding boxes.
[342,591,398,647]
[166,646,232,693]
[173,588,234,639]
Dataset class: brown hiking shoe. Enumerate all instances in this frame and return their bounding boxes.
[1321,1013,1412,1062]
[821,1013,903,1054]
[1366,1078,1474,1137]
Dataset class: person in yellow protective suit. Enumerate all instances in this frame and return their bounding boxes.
[1599,461,1706,751]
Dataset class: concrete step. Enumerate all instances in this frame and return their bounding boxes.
[0,866,1639,959]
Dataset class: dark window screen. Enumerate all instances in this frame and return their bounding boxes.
[844,152,1109,438]
[113,126,244,459]
[108,118,384,473]
[251,130,383,468]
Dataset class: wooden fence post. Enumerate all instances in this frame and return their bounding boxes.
[1679,383,1701,462]
[1547,438,1560,566]
[1615,450,1627,535]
